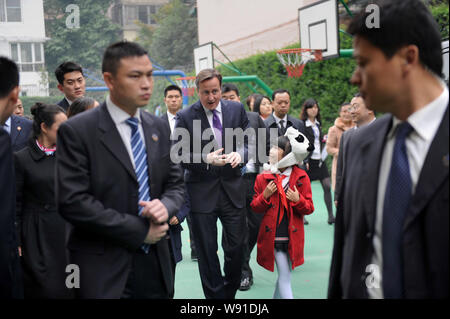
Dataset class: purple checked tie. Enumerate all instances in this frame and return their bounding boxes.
[212,109,223,148]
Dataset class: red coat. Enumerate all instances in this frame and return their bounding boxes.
[250,166,314,272]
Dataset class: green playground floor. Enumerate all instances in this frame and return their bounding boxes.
[173,181,335,299]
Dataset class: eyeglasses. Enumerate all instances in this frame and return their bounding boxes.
[348,104,361,112]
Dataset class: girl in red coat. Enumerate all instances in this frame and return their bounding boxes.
[251,128,314,298]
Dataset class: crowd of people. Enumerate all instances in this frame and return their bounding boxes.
[0,0,448,300]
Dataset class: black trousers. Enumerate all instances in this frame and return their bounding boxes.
[121,244,169,299]
[241,173,263,279]
[191,188,246,299]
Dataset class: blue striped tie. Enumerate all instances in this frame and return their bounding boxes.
[382,121,413,298]
[126,117,151,253]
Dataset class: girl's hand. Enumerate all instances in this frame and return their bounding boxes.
[286,187,300,203]
[263,181,277,200]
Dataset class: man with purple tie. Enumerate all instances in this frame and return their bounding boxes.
[174,69,249,299]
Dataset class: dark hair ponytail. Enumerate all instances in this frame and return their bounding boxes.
[30,102,65,138]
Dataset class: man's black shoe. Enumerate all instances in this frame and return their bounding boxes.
[191,251,198,261]
[239,277,252,291]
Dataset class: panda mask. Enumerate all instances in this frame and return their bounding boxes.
[263,127,314,174]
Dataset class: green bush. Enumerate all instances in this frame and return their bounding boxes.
[217,32,357,133]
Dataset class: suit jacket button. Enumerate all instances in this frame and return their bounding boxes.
[361,274,366,282]
[366,232,372,239]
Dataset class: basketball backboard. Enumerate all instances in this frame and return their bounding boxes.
[194,42,214,75]
[298,0,339,60]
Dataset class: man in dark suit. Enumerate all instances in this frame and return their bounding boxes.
[3,113,32,152]
[328,0,448,299]
[174,69,249,299]
[0,56,23,298]
[56,42,184,299]
[264,89,305,136]
[55,61,86,111]
[160,84,194,292]
[221,83,270,291]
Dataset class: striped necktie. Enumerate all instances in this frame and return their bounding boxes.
[126,117,151,253]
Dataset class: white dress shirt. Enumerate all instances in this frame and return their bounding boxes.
[3,117,11,134]
[305,119,321,160]
[273,113,288,131]
[368,83,449,299]
[106,95,146,169]
[167,111,177,135]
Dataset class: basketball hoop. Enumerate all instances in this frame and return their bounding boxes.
[175,76,196,97]
[276,48,323,78]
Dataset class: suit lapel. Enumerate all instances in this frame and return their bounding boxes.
[141,112,158,197]
[405,106,449,230]
[161,112,168,123]
[98,103,136,182]
[360,116,392,232]
[194,102,215,146]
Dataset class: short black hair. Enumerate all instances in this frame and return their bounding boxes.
[276,136,292,157]
[348,0,443,77]
[272,89,290,101]
[67,97,96,118]
[222,83,240,97]
[246,93,261,110]
[102,41,148,75]
[164,85,182,97]
[55,61,83,85]
[253,94,271,116]
[30,102,65,138]
[0,56,19,99]
[354,92,362,98]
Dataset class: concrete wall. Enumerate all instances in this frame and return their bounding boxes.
[197,0,318,62]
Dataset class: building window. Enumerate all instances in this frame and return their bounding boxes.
[123,5,160,26]
[10,42,44,72]
[0,0,22,22]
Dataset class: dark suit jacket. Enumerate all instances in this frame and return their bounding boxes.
[174,99,249,213]
[57,97,70,112]
[0,129,22,298]
[56,103,185,298]
[334,128,357,201]
[160,111,188,264]
[246,111,270,172]
[10,115,32,152]
[328,107,449,299]
[264,113,306,137]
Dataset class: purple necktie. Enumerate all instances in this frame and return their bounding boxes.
[212,109,223,148]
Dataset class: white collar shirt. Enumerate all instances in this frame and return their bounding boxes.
[106,95,145,169]
[369,83,449,299]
